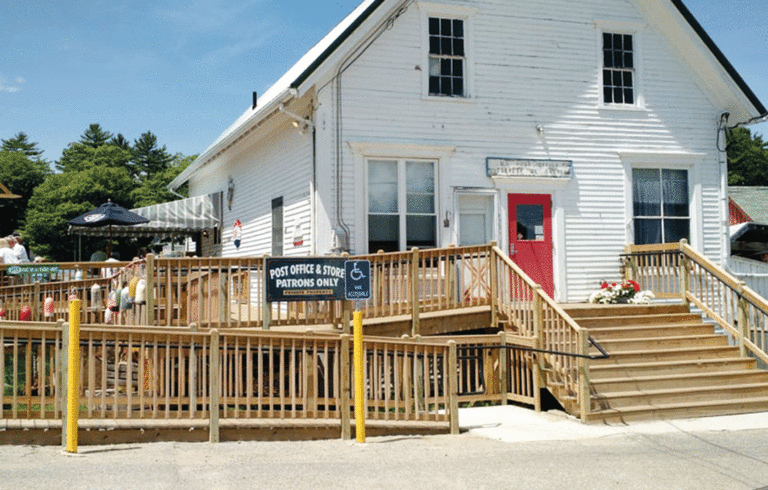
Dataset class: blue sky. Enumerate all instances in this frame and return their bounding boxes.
[1,0,766,163]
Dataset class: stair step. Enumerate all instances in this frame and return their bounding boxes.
[589,357,756,379]
[591,345,739,365]
[593,334,728,351]
[563,303,690,318]
[588,323,716,340]
[590,382,768,410]
[585,396,768,423]
[590,369,768,393]
[576,313,702,328]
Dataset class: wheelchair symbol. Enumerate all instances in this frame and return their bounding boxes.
[350,262,366,281]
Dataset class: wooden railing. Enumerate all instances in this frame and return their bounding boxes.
[1,243,595,419]
[490,245,590,419]
[625,241,768,365]
[1,322,458,435]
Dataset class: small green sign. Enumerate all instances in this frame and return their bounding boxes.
[6,264,61,276]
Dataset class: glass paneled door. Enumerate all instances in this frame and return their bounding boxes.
[508,194,554,297]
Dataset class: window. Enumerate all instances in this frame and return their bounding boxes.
[603,33,634,105]
[633,169,689,245]
[428,17,465,97]
[272,197,283,256]
[368,159,437,252]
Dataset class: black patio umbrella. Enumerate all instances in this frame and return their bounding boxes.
[68,200,150,256]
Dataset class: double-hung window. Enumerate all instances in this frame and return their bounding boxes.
[603,32,634,105]
[633,168,689,245]
[368,159,437,253]
[428,17,465,97]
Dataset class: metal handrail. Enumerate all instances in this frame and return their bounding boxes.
[457,338,610,360]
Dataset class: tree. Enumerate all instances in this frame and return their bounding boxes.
[79,123,113,148]
[57,128,133,174]
[110,133,132,151]
[24,166,137,261]
[1,132,44,160]
[727,127,768,186]
[131,153,194,207]
[0,151,50,235]
[132,131,173,180]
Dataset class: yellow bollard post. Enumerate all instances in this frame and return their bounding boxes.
[353,310,365,443]
[67,299,82,453]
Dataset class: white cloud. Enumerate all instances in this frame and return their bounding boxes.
[0,75,24,93]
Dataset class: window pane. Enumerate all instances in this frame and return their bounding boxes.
[429,37,440,55]
[453,19,463,37]
[406,161,435,213]
[460,213,486,246]
[624,88,634,104]
[406,215,436,248]
[441,37,452,55]
[516,204,544,241]
[453,77,464,96]
[635,218,662,245]
[369,160,398,213]
[368,215,399,253]
[453,38,465,57]
[429,17,439,35]
[662,169,689,217]
[441,18,451,35]
[441,58,451,76]
[664,219,690,243]
[633,168,661,216]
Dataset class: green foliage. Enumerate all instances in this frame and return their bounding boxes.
[0,151,51,235]
[1,131,45,160]
[727,127,768,186]
[131,153,193,207]
[132,131,173,180]
[25,167,137,261]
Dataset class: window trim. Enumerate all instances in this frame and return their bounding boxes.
[419,2,477,101]
[620,152,705,249]
[365,157,439,253]
[595,20,646,110]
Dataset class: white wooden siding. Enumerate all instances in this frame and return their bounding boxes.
[330,0,724,301]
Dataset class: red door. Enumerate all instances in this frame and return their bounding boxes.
[508,194,554,297]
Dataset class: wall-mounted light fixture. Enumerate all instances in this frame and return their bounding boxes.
[279,103,314,135]
[227,176,235,211]
[536,124,544,135]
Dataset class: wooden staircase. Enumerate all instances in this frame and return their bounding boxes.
[561,303,768,422]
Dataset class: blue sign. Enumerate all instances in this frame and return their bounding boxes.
[345,260,371,300]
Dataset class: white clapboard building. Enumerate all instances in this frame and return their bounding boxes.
[170,0,766,302]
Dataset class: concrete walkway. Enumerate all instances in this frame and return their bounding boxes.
[4,406,768,489]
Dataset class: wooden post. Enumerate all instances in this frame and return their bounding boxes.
[209,329,220,443]
[679,239,690,306]
[447,341,459,435]
[623,244,635,282]
[340,334,351,440]
[414,334,425,412]
[220,268,228,326]
[578,329,591,423]
[411,248,420,336]
[737,283,749,358]
[190,323,198,418]
[342,300,352,334]
[59,319,68,447]
[498,331,507,406]
[146,254,156,325]
[489,243,498,328]
[32,282,41,322]
[533,287,544,412]
[262,255,271,330]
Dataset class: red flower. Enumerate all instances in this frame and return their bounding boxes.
[601,282,609,289]
[628,280,640,292]
[611,282,617,287]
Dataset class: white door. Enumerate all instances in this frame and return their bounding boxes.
[458,194,495,246]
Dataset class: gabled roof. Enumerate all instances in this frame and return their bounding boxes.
[171,0,766,189]
[0,182,20,199]
[729,187,768,224]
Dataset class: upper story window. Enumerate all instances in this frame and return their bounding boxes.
[428,17,465,97]
[603,33,634,105]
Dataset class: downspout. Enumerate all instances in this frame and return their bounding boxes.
[718,112,730,268]
[331,0,414,252]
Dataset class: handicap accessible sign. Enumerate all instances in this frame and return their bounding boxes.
[344,260,371,300]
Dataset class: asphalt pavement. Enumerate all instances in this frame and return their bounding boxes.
[4,406,768,489]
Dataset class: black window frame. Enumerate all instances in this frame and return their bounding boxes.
[602,32,635,105]
[428,17,466,97]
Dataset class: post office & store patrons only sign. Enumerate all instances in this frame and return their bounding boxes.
[266,258,346,302]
